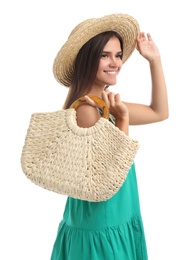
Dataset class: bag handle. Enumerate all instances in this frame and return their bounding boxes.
[69,96,109,119]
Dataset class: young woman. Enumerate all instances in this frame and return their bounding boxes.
[50,13,168,260]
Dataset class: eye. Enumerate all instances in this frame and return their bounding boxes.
[101,53,108,58]
[116,53,123,59]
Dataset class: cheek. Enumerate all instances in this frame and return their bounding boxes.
[97,62,106,74]
[98,60,106,69]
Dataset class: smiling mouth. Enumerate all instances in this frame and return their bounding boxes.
[105,71,117,75]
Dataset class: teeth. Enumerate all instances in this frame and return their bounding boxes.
[107,71,116,75]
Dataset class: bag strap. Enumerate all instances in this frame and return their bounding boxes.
[69,96,109,119]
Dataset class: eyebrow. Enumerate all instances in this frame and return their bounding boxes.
[102,51,123,54]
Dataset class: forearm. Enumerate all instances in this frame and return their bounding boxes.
[150,56,169,120]
[115,117,129,135]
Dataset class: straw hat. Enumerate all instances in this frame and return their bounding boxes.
[53,13,140,87]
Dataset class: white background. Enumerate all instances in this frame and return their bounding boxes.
[1,0,189,259]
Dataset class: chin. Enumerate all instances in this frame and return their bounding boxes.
[108,81,117,86]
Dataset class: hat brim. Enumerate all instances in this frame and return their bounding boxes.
[53,13,140,86]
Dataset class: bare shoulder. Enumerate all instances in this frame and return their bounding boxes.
[76,104,101,127]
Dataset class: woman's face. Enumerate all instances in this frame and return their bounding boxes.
[94,36,123,87]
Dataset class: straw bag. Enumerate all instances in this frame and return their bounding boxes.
[21,96,139,202]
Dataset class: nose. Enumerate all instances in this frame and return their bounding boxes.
[109,56,118,67]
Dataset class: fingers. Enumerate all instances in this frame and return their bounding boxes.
[102,89,110,106]
[85,90,122,110]
[108,92,121,105]
[146,33,152,42]
[114,93,121,103]
[102,89,121,106]
[136,32,146,50]
[139,32,146,41]
[84,95,97,106]
[84,93,110,109]
[138,32,152,41]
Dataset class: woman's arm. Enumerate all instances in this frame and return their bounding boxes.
[126,32,169,125]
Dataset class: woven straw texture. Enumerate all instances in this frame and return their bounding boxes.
[53,13,140,86]
[21,109,139,202]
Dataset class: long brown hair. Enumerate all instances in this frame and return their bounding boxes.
[64,31,123,109]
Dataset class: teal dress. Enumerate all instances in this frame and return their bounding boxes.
[50,163,148,259]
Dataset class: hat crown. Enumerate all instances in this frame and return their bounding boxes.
[68,18,96,39]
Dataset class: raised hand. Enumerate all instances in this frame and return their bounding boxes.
[136,32,160,62]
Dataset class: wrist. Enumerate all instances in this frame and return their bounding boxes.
[149,55,161,66]
[115,117,129,135]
